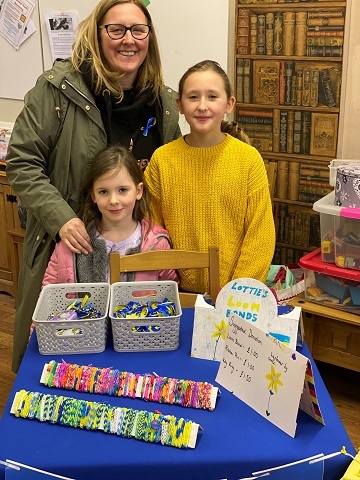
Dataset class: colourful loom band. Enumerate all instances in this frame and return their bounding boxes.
[40,361,219,410]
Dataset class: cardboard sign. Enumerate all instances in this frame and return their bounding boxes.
[191,278,300,361]
[215,311,324,437]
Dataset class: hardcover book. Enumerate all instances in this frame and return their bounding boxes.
[237,9,251,55]
[295,11,308,56]
[236,59,244,103]
[265,12,274,55]
[283,11,295,56]
[318,68,336,107]
[310,112,338,157]
[253,60,280,105]
[243,59,252,103]
[300,111,311,155]
[310,68,320,107]
[257,14,266,55]
[273,12,283,55]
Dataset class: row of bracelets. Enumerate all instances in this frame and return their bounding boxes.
[12,389,198,449]
[42,360,216,411]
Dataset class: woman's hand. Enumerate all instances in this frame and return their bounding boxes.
[59,218,93,254]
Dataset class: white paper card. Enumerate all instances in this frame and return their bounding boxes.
[215,312,308,437]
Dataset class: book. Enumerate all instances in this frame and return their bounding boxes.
[318,68,336,107]
[236,59,244,103]
[293,111,302,154]
[294,211,303,246]
[285,61,295,105]
[307,45,343,57]
[272,108,280,153]
[279,110,288,153]
[310,68,320,107]
[283,11,295,56]
[237,9,251,55]
[238,108,273,118]
[288,212,296,245]
[291,73,297,106]
[328,66,342,107]
[265,13,274,55]
[300,165,329,179]
[273,12,283,55]
[295,69,303,106]
[295,11,308,56]
[299,184,333,196]
[301,68,311,107]
[279,203,288,243]
[276,160,289,199]
[287,110,294,154]
[307,25,344,32]
[243,59,252,103]
[310,112,338,157]
[250,13,258,55]
[238,117,273,126]
[307,36,344,47]
[279,61,286,105]
[298,192,324,203]
[257,14,266,55]
[307,10,343,19]
[251,138,273,151]
[309,213,321,246]
[253,60,280,105]
[300,111,311,155]
[307,30,344,37]
[288,161,300,201]
[302,213,311,247]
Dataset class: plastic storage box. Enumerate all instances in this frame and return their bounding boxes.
[313,191,360,269]
[313,191,339,263]
[110,281,182,352]
[299,249,360,313]
[33,283,110,355]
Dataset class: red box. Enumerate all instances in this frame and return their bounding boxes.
[299,249,360,312]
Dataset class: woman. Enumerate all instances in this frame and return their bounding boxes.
[6,0,181,373]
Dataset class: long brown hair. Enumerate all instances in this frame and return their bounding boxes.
[178,60,250,144]
[71,0,164,102]
[79,145,152,233]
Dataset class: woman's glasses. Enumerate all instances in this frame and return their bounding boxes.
[99,24,151,40]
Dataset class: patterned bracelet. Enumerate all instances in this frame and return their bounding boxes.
[11,390,201,449]
[40,360,219,411]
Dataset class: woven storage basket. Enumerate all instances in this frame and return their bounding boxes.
[33,283,110,355]
[110,281,181,352]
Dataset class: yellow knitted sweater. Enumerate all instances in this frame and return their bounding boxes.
[145,134,275,294]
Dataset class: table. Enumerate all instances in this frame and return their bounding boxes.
[290,294,360,372]
[0,309,355,480]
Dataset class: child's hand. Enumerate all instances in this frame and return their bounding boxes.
[29,322,35,341]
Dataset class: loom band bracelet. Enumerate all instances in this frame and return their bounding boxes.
[40,363,220,410]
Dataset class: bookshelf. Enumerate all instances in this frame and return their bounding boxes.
[234,0,347,266]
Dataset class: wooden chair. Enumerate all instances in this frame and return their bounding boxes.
[265,162,277,201]
[109,247,220,308]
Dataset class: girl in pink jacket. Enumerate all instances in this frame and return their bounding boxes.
[42,145,178,286]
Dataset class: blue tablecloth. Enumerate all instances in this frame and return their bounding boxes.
[0,309,355,480]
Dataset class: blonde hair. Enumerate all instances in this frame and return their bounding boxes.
[71,0,164,102]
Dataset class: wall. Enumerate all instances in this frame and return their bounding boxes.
[337,0,360,159]
[0,0,232,129]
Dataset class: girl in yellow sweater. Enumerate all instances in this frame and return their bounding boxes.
[144,60,275,296]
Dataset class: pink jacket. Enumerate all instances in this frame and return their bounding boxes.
[42,219,179,286]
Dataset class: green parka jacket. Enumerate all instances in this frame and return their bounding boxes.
[6,58,181,372]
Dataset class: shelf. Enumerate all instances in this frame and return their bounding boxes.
[237,2,346,11]
[234,0,346,262]
[235,55,343,63]
[237,102,340,112]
